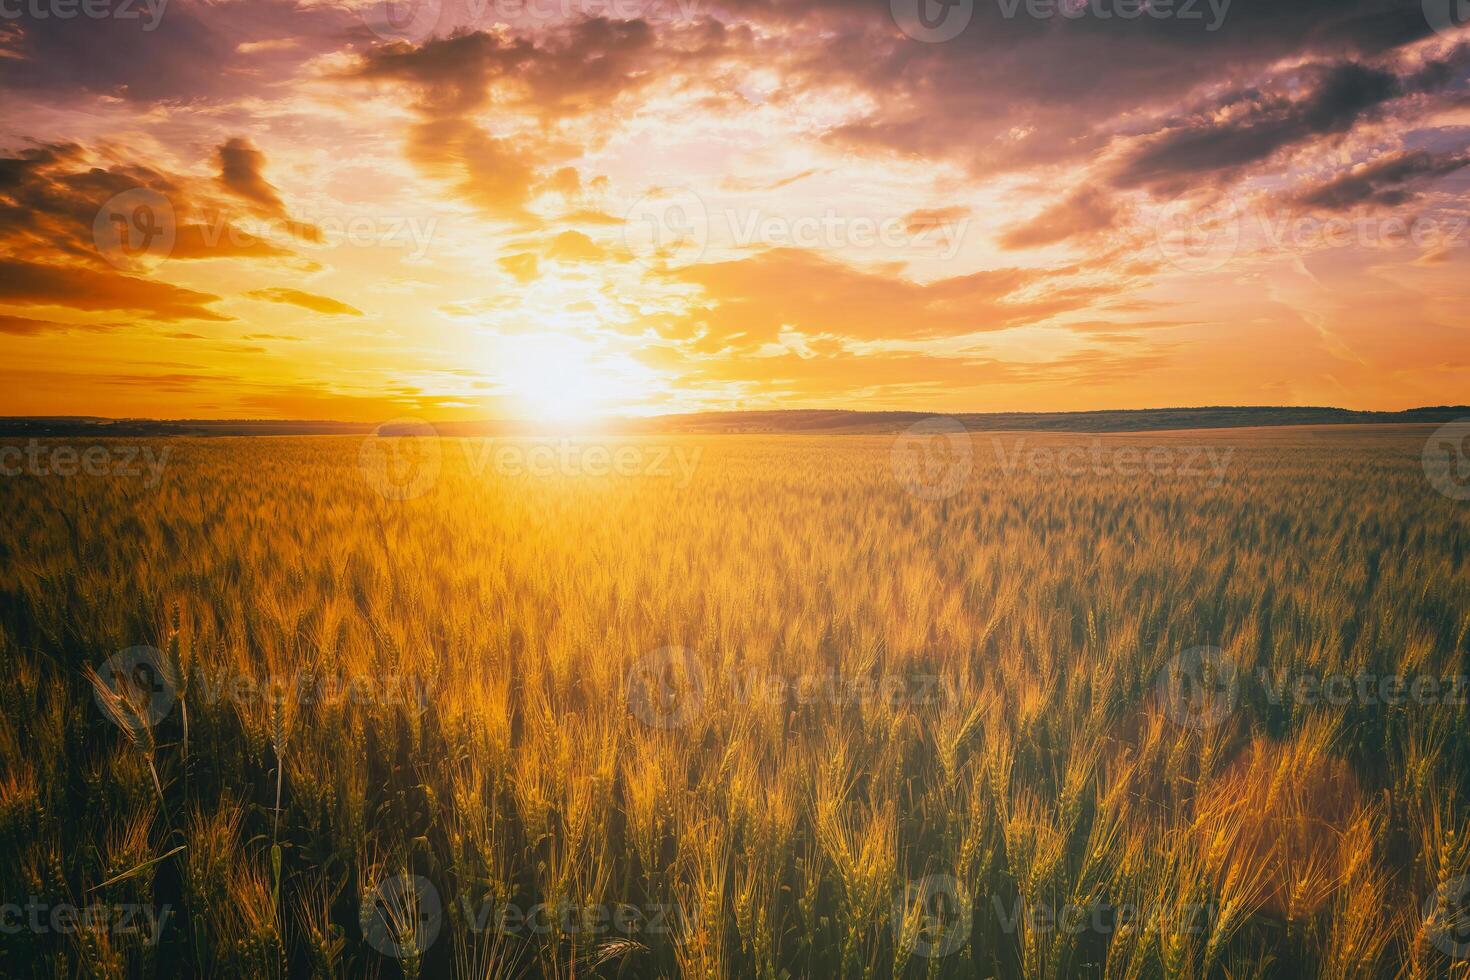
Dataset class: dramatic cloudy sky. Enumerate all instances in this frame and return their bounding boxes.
[1,0,1467,419]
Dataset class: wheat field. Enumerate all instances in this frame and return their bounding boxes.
[1,425,1468,978]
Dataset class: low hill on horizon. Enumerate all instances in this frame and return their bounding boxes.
[0,405,1466,437]
[615,405,1470,434]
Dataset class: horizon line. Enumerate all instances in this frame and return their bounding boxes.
[3,404,1468,427]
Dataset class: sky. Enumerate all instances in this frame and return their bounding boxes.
[0,0,1468,421]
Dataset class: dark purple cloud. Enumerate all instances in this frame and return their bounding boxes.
[0,0,358,104]
[1292,149,1470,209]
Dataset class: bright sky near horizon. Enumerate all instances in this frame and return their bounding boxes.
[1,0,1468,421]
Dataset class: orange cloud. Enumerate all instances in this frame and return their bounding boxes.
[246,288,364,317]
[661,248,1113,349]
[0,259,228,322]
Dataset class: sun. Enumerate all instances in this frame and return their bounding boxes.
[488,332,659,423]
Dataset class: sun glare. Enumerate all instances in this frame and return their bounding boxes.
[489,333,659,423]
